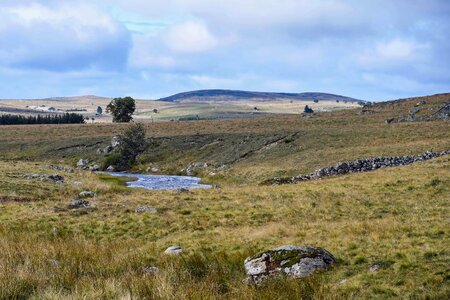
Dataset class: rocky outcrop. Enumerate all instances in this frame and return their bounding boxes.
[21,174,64,184]
[244,245,336,284]
[265,149,450,185]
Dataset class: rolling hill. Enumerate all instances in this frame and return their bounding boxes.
[159,89,363,103]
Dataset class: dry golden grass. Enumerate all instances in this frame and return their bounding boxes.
[0,93,449,299]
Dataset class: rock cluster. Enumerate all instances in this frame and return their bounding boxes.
[21,174,64,184]
[244,245,336,285]
[76,159,100,171]
[265,149,450,185]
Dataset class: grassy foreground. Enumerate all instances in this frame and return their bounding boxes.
[0,94,449,299]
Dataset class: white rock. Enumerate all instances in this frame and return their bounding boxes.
[164,245,183,255]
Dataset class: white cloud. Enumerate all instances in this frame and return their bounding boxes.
[357,38,430,69]
[0,2,131,71]
[164,21,218,53]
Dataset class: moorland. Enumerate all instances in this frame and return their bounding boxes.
[0,93,449,299]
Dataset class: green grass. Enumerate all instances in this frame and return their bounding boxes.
[0,93,449,299]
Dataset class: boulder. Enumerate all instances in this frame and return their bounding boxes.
[68,199,90,209]
[77,159,89,169]
[135,206,157,214]
[164,245,183,255]
[106,165,115,172]
[79,191,96,198]
[147,167,160,173]
[89,165,100,171]
[244,245,336,284]
[111,136,121,148]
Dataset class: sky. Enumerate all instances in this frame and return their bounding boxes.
[0,0,449,101]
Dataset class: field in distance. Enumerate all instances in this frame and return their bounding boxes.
[0,90,362,122]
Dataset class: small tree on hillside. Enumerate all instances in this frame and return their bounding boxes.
[106,97,136,122]
[116,123,147,169]
[304,105,314,113]
[96,106,103,115]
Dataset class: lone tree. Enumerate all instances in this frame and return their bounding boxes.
[96,106,103,115]
[115,123,148,169]
[106,97,136,122]
[304,105,314,113]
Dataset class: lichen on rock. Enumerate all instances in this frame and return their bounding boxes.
[244,245,336,284]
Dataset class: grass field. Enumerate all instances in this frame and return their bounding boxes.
[0,95,359,122]
[0,94,449,299]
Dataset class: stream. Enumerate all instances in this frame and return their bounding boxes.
[102,172,212,190]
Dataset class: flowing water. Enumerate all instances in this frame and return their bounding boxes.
[103,172,212,190]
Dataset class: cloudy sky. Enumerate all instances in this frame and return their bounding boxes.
[0,0,449,100]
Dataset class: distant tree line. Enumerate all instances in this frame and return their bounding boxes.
[0,113,85,125]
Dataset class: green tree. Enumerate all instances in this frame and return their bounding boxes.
[106,97,136,122]
[116,123,147,169]
[96,106,103,115]
[304,105,314,113]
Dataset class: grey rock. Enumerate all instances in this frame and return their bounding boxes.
[47,165,74,173]
[164,245,183,255]
[244,245,336,284]
[186,162,208,176]
[89,165,100,171]
[68,199,90,209]
[77,159,89,169]
[369,264,380,272]
[72,181,82,186]
[135,206,157,214]
[79,191,96,198]
[142,266,160,276]
[48,259,60,267]
[106,165,115,172]
[111,136,121,148]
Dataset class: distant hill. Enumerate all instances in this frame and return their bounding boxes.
[159,89,363,103]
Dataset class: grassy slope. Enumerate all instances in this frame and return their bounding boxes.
[0,93,449,299]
